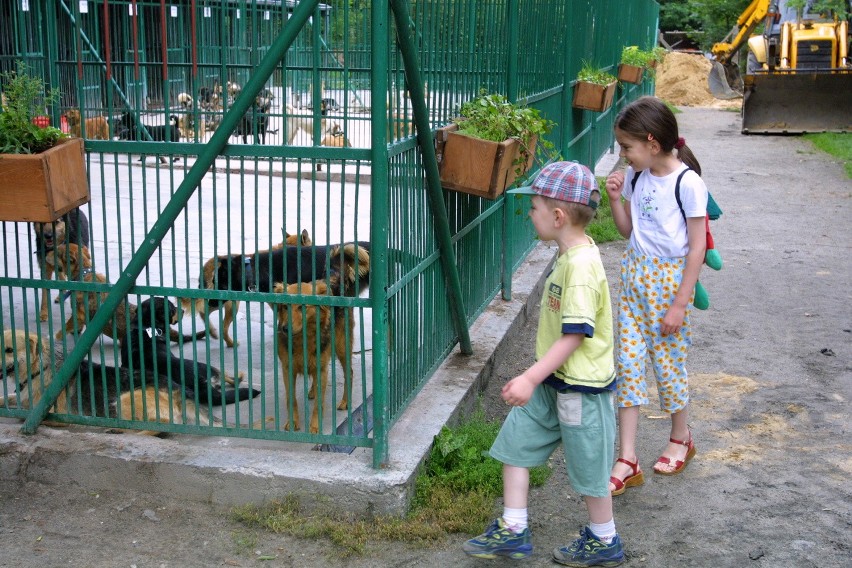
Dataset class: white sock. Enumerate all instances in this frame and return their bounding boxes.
[502,507,528,533]
[589,519,616,543]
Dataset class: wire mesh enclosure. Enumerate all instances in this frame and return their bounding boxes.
[1,0,659,467]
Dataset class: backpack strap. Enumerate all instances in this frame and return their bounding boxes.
[630,167,691,223]
[673,168,691,223]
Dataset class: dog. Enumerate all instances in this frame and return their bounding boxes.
[116,112,181,163]
[1,329,213,435]
[175,93,207,140]
[120,298,260,407]
[33,208,90,322]
[51,244,137,342]
[271,244,369,433]
[320,122,351,147]
[234,95,274,144]
[183,230,313,348]
[284,102,328,145]
[64,109,110,140]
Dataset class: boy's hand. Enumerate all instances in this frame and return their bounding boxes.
[605,170,625,201]
[502,374,536,407]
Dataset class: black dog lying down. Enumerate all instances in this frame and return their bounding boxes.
[120,298,260,406]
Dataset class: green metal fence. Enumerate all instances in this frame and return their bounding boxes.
[1,0,659,467]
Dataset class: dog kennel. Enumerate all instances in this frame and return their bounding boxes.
[1,0,660,467]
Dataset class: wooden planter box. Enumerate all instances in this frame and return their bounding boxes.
[435,124,536,200]
[618,63,645,84]
[0,137,89,223]
[572,81,617,112]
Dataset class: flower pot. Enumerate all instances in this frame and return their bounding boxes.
[0,137,89,222]
[572,81,617,112]
[435,124,536,200]
[618,64,645,84]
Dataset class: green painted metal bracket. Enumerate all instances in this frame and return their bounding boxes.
[21,0,323,435]
[388,0,473,356]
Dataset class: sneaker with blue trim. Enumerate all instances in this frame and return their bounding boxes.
[462,518,533,560]
[552,526,624,567]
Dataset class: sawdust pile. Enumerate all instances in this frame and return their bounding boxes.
[654,51,742,108]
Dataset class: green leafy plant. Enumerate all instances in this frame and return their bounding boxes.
[576,60,618,86]
[0,62,66,154]
[455,91,557,177]
[787,0,849,20]
[620,46,653,67]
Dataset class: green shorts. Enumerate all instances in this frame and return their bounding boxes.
[489,385,616,498]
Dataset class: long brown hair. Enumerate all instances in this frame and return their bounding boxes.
[615,96,701,175]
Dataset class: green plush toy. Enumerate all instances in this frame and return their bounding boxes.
[693,215,722,310]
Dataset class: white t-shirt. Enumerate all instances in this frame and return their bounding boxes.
[622,164,708,258]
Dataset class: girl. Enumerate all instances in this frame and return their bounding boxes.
[604,96,707,495]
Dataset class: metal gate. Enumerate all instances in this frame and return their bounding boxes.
[1,0,659,467]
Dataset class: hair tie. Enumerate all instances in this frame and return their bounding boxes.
[675,137,686,150]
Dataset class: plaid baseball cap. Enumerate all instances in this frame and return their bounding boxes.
[508,161,599,209]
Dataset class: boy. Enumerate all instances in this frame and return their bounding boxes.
[462,161,624,567]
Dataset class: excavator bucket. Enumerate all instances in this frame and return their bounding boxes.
[708,61,743,100]
[741,72,852,134]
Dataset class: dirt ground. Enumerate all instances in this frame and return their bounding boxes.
[1,106,850,567]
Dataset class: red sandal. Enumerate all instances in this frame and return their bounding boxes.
[653,432,696,476]
[609,458,644,496]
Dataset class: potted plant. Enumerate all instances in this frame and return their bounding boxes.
[435,92,555,199]
[0,62,89,223]
[618,46,650,84]
[572,61,618,112]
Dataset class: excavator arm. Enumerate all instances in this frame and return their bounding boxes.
[708,0,778,98]
[711,0,774,64]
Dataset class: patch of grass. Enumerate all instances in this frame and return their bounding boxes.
[588,177,625,244]
[231,530,259,555]
[804,132,852,178]
[231,408,552,556]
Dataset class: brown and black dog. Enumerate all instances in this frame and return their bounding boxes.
[64,108,110,140]
[51,244,137,342]
[184,229,312,348]
[272,243,370,434]
[33,208,89,321]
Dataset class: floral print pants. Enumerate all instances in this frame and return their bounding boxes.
[615,248,692,413]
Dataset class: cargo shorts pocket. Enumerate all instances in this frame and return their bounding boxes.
[556,391,582,426]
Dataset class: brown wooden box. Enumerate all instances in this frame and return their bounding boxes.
[435,124,533,200]
[0,137,89,223]
[618,63,645,84]
[572,81,618,112]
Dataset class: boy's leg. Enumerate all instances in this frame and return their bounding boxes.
[463,387,560,559]
[462,464,533,559]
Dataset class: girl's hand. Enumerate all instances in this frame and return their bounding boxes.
[661,303,686,336]
[502,374,536,407]
[605,170,625,200]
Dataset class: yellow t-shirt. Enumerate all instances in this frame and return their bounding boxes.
[536,238,615,391]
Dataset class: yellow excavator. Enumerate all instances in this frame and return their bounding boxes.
[709,0,851,133]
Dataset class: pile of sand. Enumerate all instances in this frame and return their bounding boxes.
[654,51,742,108]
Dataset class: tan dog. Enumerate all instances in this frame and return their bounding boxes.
[64,108,110,140]
[33,208,89,322]
[273,280,351,434]
[51,244,137,342]
[320,122,351,147]
[183,230,312,348]
[1,329,212,435]
[177,113,207,140]
[285,103,328,145]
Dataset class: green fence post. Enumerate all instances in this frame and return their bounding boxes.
[502,0,521,301]
[21,0,324,435]
[389,0,472,358]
